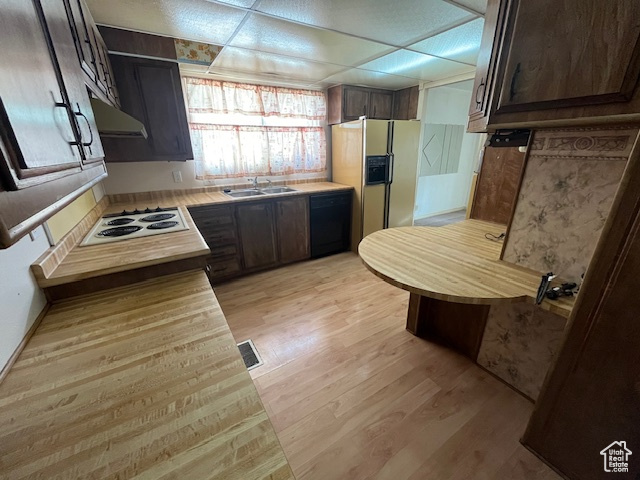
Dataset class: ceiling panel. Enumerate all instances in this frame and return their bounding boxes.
[408,18,483,65]
[85,0,247,45]
[321,69,419,90]
[230,14,394,66]
[359,49,475,81]
[255,0,476,46]
[447,0,487,15]
[210,0,257,7]
[212,46,345,82]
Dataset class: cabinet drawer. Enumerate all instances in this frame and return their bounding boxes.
[209,244,238,259]
[200,225,238,246]
[208,257,241,279]
[189,206,234,226]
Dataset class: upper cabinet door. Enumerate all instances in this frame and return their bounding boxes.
[105,55,193,161]
[40,0,105,165]
[343,88,370,120]
[64,0,97,82]
[496,0,640,113]
[369,91,393,120]
[0,0,82,190]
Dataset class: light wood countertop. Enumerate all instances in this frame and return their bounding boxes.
[33,182,353,288]
[358,220,574,318]
[108,181,354,210]
[0,271,294,479]
[32,206,210,288]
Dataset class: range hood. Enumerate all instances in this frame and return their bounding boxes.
[90,98,147,138]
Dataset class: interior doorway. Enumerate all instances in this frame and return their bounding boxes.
[413,80,484,226]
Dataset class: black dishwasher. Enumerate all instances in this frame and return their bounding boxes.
[309,191,352,258]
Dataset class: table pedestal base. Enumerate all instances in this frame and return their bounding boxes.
[406,293,490,361]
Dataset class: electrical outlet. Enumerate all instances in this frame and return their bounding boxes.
[172,170,183,183]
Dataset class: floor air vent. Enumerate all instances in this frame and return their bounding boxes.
[237,339,263,371]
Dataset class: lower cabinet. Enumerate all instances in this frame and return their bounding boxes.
[275,197,310,264]
[189,195,312,284]
[236,202,279,270]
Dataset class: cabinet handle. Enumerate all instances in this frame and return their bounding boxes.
[54,100,84,147]
[475,77,485,110]
[373,106,377,118]
[73,103,94,147]
[362,104,367,117]
[509,63,521,102]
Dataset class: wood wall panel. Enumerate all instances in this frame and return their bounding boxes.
[471,146,526,225]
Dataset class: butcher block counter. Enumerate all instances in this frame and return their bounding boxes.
[359,220,575,367]
[32,181,352,297]
[359,219,574,318]
[0,271,294,479]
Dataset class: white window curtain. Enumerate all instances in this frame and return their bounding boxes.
[183,77,327,179]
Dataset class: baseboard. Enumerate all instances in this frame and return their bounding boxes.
[414,207,467,221]
[0,304,50,386]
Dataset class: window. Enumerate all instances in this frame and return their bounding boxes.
[183,77,327,179]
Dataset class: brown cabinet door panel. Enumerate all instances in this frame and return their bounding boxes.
[470,146,525,225]
[41,0,105,165]
[107,55,192,161]
[276,197,310,264]
[468,0,503,119]
[497,0,640,112]
[0,0,82,189]
[343,88,370,120]
[64,0,97,82]
[369,91,393,119]
[237,202,278,270]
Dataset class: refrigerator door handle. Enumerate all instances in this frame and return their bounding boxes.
[387,153,395,184]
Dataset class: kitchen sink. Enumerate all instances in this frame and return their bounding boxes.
[225,189,266,198]
[260,186,297,194]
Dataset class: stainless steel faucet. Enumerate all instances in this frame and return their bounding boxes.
[247,176,259,189]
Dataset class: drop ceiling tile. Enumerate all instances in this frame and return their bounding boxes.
[448,0,487,15]
[322,69,419,90]
[212,46,345,83]
[230,14,394,66]
[85,0,247,45]
[408,19,483,65]
[359,49,475,82]
[255,0,475,46]
[210,0,257,7]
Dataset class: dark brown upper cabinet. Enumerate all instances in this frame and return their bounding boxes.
[328,85,395,124]
[0,0,107,248]
[468,0,640,132]
[101,55,193,162]
[497,0,640,113]
[64,0,119,107]
[392,86,419,120]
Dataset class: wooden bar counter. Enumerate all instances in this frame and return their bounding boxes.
[358,220,574,360]
[0,271,293,479]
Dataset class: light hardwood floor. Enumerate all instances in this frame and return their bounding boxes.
[214,253,561,480]
[413,209,467,227]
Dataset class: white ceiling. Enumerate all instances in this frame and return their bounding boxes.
[86,0,486,91]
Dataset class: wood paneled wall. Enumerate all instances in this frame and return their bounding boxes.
[470,146,526,225]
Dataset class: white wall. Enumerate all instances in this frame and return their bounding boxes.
[103,160,327,194]
[414,82,483,220]
[0,227,49,371]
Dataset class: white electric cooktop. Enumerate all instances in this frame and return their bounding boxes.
[80,207,189,246]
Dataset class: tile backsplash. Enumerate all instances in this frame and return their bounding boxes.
[502,126,638,283]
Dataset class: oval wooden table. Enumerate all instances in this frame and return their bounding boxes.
[358,219,573,360]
